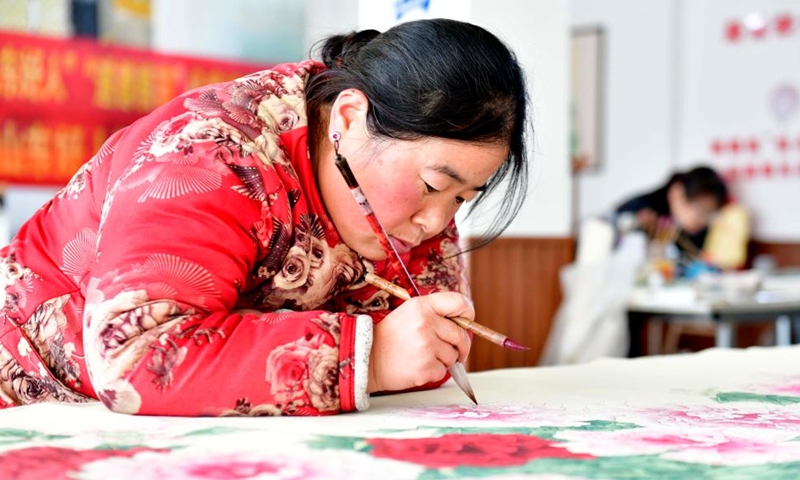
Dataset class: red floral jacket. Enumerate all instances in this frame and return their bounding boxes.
[0,61,468,416]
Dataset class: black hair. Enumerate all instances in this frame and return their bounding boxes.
[667,166,728,208]
[306,18,530,247]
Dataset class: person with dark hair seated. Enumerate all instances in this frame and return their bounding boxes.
[0,19,530,416]
[615,166,729,255]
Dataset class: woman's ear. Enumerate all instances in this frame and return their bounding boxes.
[327,89,370,142]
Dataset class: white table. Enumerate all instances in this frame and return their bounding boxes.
[627,273,800,354]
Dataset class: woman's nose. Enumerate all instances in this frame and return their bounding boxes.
[411,203,450,238]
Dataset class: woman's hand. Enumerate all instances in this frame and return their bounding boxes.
[367,291,473,393]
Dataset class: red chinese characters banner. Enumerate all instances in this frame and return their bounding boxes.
[0,31,271,186]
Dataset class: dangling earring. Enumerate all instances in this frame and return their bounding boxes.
[331,131,357,187]
[331,131,342,161]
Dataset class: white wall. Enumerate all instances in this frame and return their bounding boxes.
[678,0,800,240]
[474,0,571,237]
[570,0,678,223]
[311,0,572,238]
[4,186,58,237]
[305,0,358,55]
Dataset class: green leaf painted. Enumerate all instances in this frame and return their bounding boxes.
[92,443,170,452]
[564,420,641,432]
[715,392,800,406]
[371,421,641,441]
[419,457,800,480]
[0,428,69,446]
[181,426,247,437]
[307,435,372,453]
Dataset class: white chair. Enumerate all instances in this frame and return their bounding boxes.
[540,218,646,365]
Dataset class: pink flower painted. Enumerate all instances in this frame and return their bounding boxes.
[555,427,800,466]
[395,403,595,428]
[0,446,160,480]
[75,449,424,480]
[771,384,800,395]
[186,460,282,479]
[750,376,800,395]
[620,405,800,430]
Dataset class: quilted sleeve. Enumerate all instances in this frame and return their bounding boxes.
[82,120,372,417]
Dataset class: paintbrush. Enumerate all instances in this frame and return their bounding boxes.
[363,272,529,351]
[332,135,478,405]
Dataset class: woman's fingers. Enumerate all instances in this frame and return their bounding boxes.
[424,292,473,363]
[433,337,460,368]
[425,291,475,321]
[432,316,471,364]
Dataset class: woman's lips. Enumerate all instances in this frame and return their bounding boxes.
[388,236,414,254]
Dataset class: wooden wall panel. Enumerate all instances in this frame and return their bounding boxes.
[466,237,575,372]
[749,241,800,268]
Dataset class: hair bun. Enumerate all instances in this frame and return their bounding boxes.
[319,29,381,68]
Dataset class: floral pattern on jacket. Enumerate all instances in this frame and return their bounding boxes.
[0,61,468,416]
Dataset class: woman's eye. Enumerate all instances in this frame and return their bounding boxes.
[424,182,438,194]
[455,196,466,205]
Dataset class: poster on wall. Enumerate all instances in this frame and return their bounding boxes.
[570,27,605,174]
[358,0,471,31]
[0,31,270,186]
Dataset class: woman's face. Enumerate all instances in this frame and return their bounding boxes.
[320,137,507,261]
[667,184,719,235]
[316,91,507,261]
